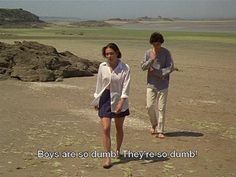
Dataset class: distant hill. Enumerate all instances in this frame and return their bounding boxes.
[0,8,45,27]
[107,16,176,22]
[70,20,112,27]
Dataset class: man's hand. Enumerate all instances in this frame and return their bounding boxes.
[149,51,157,60]
[173,67,179,71]
[172,67,183,72]
[149,67,154,71]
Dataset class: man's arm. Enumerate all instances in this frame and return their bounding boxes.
[141,51,154,71]
[150,51,174,78]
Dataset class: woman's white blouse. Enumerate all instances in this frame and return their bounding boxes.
[92,60,130,112]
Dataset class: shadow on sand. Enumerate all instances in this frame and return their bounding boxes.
[111,131,203,167]
[164,131,204,137]
[112,155,169,166]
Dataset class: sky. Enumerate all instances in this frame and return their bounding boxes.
[0,0,236,20]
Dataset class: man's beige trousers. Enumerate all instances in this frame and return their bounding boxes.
[146,88,168,133]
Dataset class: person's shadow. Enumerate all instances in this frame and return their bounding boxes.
[164,131,204,137]
[112,154,169,166]
[112,131,203,167]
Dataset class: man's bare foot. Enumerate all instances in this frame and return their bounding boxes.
[156,133,165,139]
[150,127,157,135]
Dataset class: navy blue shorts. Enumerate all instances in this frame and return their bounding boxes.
[98,89,130,118]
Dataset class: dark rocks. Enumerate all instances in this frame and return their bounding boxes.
[0,41,100,82]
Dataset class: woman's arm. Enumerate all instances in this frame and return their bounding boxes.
[121,65,131,99]
[94,65,102,98]
[115,65,131,113]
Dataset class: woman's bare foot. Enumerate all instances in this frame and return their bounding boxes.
[103,158,112,169]
[116,150,120,158]
[116,150,123,159]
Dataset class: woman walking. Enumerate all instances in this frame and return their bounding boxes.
[92,43,131,168]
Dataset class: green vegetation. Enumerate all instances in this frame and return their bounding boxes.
[0,8,40,23]
[70,20,112,27]
[0,26,236,44]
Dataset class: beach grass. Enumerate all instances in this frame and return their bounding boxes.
[1,26,236,45]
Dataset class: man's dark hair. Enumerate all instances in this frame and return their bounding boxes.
[149,32,164,44]
[102,43,122,58]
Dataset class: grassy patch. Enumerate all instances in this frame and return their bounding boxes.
[1,26,235,44]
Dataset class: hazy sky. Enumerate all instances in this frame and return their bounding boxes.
[0,0,236,20]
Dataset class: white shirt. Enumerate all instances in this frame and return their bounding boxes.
[91,59,131,112]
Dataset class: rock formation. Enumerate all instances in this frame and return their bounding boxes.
[0,41,100,82]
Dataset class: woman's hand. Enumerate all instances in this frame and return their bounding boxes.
[94,105,99,111]
[115,99,125,113]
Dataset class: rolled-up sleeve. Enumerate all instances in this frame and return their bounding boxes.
[121,66,131,99]
[94,64,102,98]
[161,51,174,76]
[151,50,174,77]
[141,51,153,71]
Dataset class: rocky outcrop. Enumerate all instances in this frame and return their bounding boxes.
[0,41,100,82]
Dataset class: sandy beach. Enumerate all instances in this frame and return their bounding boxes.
[0,21,236,177]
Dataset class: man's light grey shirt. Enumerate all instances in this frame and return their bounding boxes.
[141,47,174,90]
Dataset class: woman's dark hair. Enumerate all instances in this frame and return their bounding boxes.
[102,43,122,58]
[149,32,164,44]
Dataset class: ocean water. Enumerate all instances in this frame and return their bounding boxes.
[0,0,236,20]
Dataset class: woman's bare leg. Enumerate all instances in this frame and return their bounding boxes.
[101,117,112,167]
[114,117,125,156]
